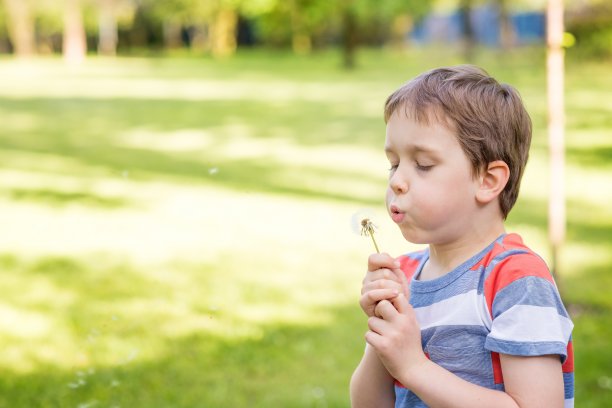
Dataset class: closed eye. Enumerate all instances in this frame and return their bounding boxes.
[416,163,434,171]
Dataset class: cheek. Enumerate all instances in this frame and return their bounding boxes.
[385,187,393,204]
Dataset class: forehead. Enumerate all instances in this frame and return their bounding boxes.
[385,111,459,153]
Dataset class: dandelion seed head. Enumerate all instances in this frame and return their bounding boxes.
[208,167,219,175]
[360,218,377,237]
[351,209,381,253]
[351,209,375,235]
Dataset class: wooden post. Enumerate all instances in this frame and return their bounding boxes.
[63,0,87,64]
[546,0,565,279]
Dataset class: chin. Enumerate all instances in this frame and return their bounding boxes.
[399,228,429,245]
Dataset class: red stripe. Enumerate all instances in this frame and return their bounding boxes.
[398,255,421,281]
[491,352,504,384]
[563,340,574,373]
[483,253,555,318]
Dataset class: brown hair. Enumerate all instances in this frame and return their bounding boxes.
[384,65,532,219]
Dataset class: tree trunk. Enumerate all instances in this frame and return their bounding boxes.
[290,0,311,55]
[2,0,36,57]
[546,0,565,281]
[63,0,87,64]
[459,0,475,61]
[163,19,183,50]
[211,8,237,58]
[342,8,358,69]
[98,0,117,56]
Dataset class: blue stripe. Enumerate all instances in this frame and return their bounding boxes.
[410,272,482,308]
[409,235,507,308]
[485,337,569,362]
[420,325,495,388]
[491,276,570,318]
[395,387,428,408]
[563,372,574,399]
[421,325,489,350]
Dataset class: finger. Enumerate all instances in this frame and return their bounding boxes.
[360,288,399,306]
[368,253,400,273]
[391,292,411,314]
[364,330,382,347]
[374,299,398,321]
[361,279,403,295]
[392,269,410,303]
[362,268,401,287]
[367,316,387,335]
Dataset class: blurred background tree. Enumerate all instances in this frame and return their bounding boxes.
[0,0,609,61]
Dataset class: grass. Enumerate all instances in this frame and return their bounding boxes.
[0,47,610,407]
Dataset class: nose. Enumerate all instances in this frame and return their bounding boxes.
[389,167,408,195]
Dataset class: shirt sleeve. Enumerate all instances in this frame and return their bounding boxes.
[484,254,573,362]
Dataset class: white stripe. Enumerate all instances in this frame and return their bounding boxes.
[564,398,574,408]
[489,304,574,343]
[414,289,491,330]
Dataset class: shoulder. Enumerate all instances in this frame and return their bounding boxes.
[482,233,554,293]
[478,234,563,317]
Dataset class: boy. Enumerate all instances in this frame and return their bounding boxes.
[350,66,574,407]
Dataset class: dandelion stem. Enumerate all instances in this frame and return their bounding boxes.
[368,229,380,253]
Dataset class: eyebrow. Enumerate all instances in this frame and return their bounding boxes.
[384,144,439,155]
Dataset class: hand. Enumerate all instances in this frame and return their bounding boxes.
[365,293,427,381]
[359,253,409,317]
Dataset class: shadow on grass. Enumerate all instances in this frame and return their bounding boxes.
[0,253,368,407]
[1,252,611,407]
[564,261,612,408]
[0,96,388,206]
[0,303,366,408]
[0,97,383,148]
[508,196,612,247]
[2,188,130,208]
[566,145,612,169]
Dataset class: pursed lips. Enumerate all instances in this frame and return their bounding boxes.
[389,204,405,223]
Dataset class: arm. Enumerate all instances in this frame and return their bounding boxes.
[396,354,562,408]
[368,296,565,408]
[350,344,395,408]
[351,253,410,407]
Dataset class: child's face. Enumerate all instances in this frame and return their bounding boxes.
[384,111,480,245]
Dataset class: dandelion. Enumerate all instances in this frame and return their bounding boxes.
[351,210,381,253]
[360,218,380,253]
[208,167,219,175]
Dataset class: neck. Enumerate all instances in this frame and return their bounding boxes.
[424,222,506,280]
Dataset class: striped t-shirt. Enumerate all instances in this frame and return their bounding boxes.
[395,233,574,407]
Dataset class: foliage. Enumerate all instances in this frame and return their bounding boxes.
[566,2,612,59]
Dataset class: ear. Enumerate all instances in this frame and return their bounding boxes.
[475,160,510,204]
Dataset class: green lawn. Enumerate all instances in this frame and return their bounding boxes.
[0,47,610,407]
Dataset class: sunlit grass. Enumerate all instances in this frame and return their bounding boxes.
[0,48,610,406]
